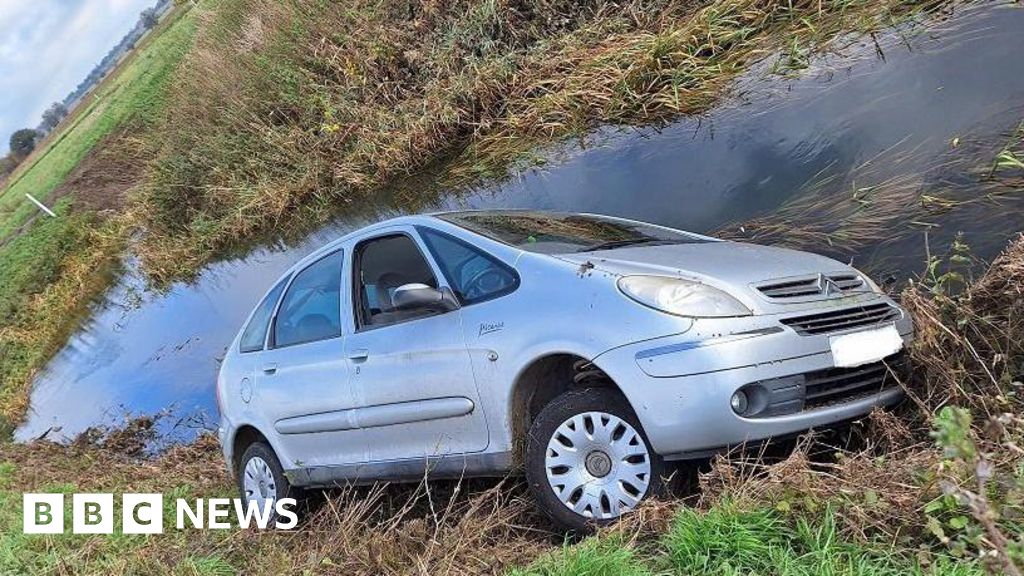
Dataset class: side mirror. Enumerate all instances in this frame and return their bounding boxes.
[391,283,458,312]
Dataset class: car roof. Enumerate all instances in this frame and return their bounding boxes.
[286,214,440,273]
[292,210,578,270]
[282,208,703,278]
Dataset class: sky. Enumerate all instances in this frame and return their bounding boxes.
[0,0,155,153]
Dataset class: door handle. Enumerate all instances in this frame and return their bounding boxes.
[348,349,369,361]
[261,363,278,375]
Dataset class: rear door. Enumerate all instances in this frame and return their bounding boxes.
[341,226,489,463]
[254,249,360,467]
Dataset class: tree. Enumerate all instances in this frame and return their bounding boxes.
[9,129,38,158]
[40,102,68,132]
[140,7,159,28]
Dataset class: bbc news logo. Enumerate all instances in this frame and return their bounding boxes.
[23,494,298,534]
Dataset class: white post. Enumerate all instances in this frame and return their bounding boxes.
[25,193,56,218]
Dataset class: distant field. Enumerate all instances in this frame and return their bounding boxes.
[0,7,195,242]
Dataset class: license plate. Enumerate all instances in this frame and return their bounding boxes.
[829,324,902,368]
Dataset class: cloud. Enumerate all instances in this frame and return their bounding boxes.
[0,0,156,153]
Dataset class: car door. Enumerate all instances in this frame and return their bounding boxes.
[342,226,489,464]
[253,249,360,468]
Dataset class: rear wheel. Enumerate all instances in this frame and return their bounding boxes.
[526,388,665,531]
[236,442,299,522]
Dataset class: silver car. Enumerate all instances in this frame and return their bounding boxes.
[216,210,911,529]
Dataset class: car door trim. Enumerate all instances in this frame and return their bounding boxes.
[289,450,513,486]
[273,396,475,434]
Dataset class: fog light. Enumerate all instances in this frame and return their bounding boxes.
[730,390,749,415]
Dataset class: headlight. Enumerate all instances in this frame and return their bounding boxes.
[617,275,752,318]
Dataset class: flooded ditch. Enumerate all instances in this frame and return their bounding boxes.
[15,2,1024,444]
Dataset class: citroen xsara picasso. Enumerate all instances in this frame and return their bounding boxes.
[217,211,912,529]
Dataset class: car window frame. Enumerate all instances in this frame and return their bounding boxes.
[350,230,454,333]
[268,248,345,350]
[238,274,291,354]
[416,225,520,306]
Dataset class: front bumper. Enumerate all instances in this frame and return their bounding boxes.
[593,297,913,459]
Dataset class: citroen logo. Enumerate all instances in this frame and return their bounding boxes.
[818,274,839,296]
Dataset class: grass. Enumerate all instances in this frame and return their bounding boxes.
[133,0,956,280]
[0,7,195,241]
[0,6,197,429]
[0,433,989,575]
[508,538,653,576]
[0,435,553,575]
[0,436,237,575]
[0,206,124,431]
[518,504,987,576]
[3,232,1023,574]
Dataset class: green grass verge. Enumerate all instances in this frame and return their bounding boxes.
[0,8,196,242]
[516,505,984,576]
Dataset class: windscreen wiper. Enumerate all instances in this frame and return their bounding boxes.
[577,238,674,252]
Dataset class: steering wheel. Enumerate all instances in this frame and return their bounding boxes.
[462,266,508,300]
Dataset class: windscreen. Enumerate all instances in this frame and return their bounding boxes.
[438,211,708,255]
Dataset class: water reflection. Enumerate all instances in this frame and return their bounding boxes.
[16,2,1024,443]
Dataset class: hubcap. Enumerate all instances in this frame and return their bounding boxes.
[242,456,277,512]
[545,412,652,520]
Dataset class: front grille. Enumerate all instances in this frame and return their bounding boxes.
[756,273,865,299]
[748,353,906,418]
[780,302,899,336]
[804,357,903,410]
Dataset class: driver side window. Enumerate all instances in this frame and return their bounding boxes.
[273,250,343,348]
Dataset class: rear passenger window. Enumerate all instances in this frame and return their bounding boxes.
[239,276,289,353]
[273,251,343,348]
[419,227,518,304]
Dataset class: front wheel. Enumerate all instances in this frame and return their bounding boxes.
[526,388,665,531]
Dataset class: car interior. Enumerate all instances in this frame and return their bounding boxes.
[355,234,440,327]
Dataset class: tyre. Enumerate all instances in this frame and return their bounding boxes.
[236,441,299,522]
[526,387,665,531]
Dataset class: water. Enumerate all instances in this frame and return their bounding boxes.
[15,2,1024,443]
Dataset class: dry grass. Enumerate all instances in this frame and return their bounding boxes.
[696,234,1024,571]
[901,233,1024,416]
[134,0,954,281]
[698,416,943,542]
[0,432,560,575]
